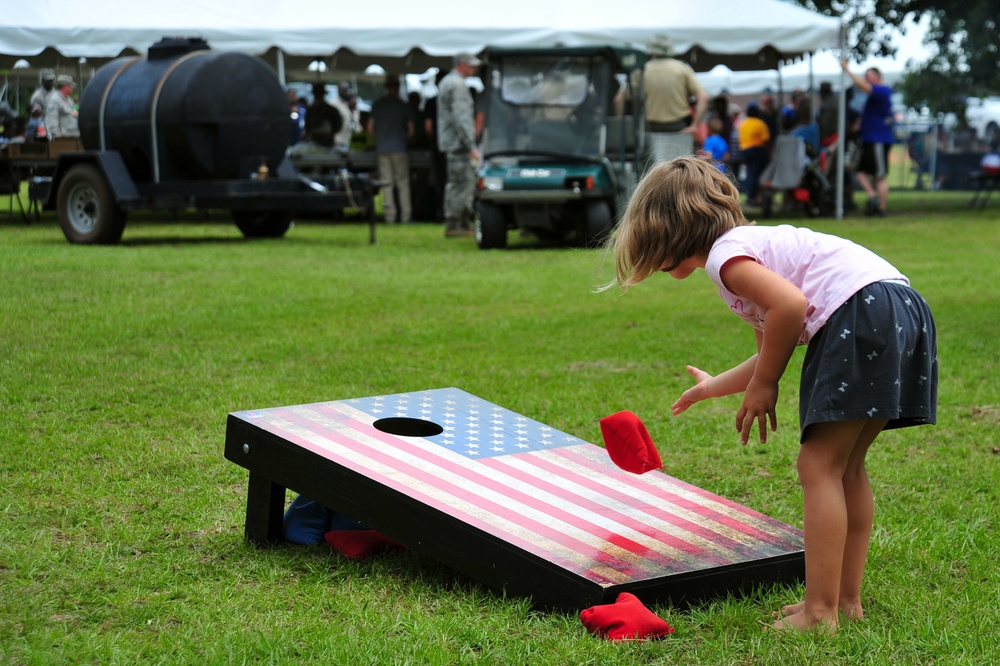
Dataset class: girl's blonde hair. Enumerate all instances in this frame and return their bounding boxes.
[604,156,747,291]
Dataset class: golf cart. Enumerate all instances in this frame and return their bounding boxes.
[475,46,647,249]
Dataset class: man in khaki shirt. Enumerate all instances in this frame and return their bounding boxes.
[616,34,708,168]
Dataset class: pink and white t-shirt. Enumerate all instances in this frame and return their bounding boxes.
[705,225,908,345]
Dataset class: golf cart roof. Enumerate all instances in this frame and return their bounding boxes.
[483,45,648,73]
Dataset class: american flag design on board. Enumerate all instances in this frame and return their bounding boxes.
[234,387,804,587]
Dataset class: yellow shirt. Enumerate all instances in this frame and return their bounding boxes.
[738,117,770,150]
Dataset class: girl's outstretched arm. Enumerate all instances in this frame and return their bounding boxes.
[718,258,808,444]
[671,353,759,416]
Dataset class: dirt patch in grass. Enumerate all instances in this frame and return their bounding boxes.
[970,405,1000,424]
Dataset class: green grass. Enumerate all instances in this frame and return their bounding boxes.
[1,192,998,665]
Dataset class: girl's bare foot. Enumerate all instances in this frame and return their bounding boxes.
[772,600,864,620]
[769,610,837,634]
[839,600,864,620]
[773,600,805,618]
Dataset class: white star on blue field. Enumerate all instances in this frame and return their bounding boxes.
[349,389,587,459]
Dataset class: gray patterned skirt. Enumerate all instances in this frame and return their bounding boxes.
[799,280,938,438]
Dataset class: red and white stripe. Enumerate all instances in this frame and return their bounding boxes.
[240,400,803,587]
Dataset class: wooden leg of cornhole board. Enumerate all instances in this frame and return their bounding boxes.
[244,471,285,545]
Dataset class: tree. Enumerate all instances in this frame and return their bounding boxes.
[789,0,1000,121]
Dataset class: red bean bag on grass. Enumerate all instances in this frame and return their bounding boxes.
[580,592,675,641]
[324,530,406,558]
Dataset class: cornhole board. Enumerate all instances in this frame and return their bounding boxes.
[225,387,804,610]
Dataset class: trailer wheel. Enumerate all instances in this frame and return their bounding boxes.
[232,210,293,238]
[57,163,127,245]
[476,202,507,249]
[581,199,613,247]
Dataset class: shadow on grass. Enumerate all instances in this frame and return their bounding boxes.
[231,533,518,609]
[118,236,250,247]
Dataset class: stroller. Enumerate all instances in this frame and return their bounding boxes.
[757,135,833,218]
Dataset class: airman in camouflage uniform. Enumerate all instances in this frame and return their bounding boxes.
[436,53,481,237]
[45,75,80,139]
[30,69,56,115]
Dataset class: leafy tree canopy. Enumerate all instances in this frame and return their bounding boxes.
[789,0,999,120]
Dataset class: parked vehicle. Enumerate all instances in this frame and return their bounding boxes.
[38,37,372,245]
[966,96,1000,143]
[474,46,647,249]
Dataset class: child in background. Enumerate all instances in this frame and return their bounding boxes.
[602,157,937,632]
[738,102,771,205]
[25,103,47,141]
[699,117,730,173]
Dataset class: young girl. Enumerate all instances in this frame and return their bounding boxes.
[604,157,937,632]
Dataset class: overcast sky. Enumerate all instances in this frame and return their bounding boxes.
[872,14,933,66]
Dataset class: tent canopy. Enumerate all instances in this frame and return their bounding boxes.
[2,0,841,79]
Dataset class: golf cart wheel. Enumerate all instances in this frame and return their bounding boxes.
[57,163,127,245]
[476,202,507,249]
[232,210,293,238]
[581,199,613,247]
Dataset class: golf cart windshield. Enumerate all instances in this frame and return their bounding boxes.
[482,55,613,160]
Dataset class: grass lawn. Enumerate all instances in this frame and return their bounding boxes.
[1,191,998,664]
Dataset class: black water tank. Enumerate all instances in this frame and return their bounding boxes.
[79,37,288,183]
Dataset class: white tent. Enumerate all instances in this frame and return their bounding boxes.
[2,0,851,216]
[1,0,841,78]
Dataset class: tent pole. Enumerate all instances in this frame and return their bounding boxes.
[835,28,847,220]
[276,50,286,87]
[808,52,815,107]
[777,68,784,124]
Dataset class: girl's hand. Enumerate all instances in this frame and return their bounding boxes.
[736,376,779,444]
[671,365,715,416]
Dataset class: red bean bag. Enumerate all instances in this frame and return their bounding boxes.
[324,529,406,558]
[599,411,662,474]
[580,592,675,641]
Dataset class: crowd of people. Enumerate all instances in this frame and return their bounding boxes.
[286,53,484,237]
[0,68,82,143]
[278,42,901,236]
[660,66,891,215]
[1,39,888,228]
[618,33,899,216]
[282,36,893,234]
[3,41,901,224]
